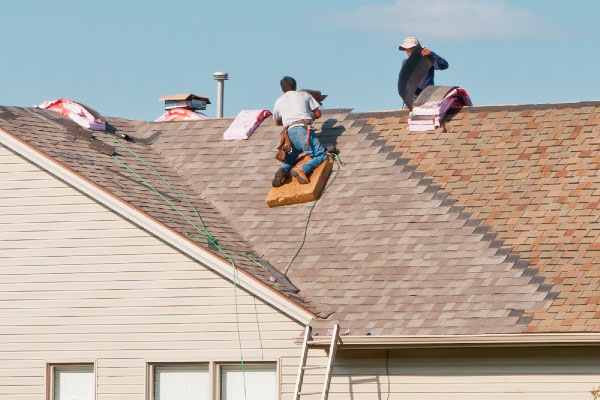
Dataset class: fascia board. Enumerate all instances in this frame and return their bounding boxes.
[300,333,600,348]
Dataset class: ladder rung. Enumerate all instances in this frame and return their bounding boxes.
[299,391,321,396]
[302,365,324,370]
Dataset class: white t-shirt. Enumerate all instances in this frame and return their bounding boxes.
[272,91,320,127]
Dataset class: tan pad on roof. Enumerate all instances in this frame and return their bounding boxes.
[266,154,333,207]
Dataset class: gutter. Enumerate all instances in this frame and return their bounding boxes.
[0,127,316,325]
[297,333,600,349]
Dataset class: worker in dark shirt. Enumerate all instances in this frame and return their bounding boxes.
[399,37,449,96]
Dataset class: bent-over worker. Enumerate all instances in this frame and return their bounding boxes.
[399,37,449,96]
[272,76,326,187]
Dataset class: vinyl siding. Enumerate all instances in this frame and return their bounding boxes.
[0,144,318,400]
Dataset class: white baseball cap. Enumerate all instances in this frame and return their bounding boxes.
[399,37,420,51]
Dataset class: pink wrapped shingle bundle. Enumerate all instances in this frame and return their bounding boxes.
[409,87,472,132]
[223,109,272,141]
[38,99,106,131]
[155,107,209,122]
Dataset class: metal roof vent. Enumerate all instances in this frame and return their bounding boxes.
[155,94,211,122]
[213,71,229,118]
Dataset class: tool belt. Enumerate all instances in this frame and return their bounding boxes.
[275,119,312,163]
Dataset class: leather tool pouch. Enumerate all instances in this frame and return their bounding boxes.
[275,127,293,162]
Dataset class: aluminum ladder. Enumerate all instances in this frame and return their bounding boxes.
[292,324,340,400]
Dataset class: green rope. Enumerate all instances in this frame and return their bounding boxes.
[109,141,248,399]
[112,155,216,246]
[284,153,344,275]
[108,135,212,237]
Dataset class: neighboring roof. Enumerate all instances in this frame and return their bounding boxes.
[159,93,211,104]
[1,101,599,336]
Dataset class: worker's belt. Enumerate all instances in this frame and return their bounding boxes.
[287,119,312,128]
[275,120,313,162]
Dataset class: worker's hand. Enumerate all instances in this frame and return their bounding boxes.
[421,48,432,57]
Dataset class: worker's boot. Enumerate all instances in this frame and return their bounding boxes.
[272,168,290,187]
[291,167,309,184]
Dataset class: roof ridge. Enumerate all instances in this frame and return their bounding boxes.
[347,100,600,120]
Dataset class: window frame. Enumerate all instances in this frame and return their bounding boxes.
[216,361,280,400]
[147,362,211,400]
[146,360,280,400]
[46,362,96,400]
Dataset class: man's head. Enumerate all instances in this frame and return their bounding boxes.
[399,36,420,57]
[280,76,297,93]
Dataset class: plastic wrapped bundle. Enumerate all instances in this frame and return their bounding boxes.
[408,87,472,132]
[223,109,272,141]
[38,99,106,131]
[155,107,209,122]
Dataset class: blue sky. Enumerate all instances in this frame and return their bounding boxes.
[1,0,598,120]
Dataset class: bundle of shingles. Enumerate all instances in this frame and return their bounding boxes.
[408,87,472,132]
[222,109,272,140]
[38,99,106,131]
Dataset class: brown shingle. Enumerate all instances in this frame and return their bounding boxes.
[4,101,599,335]
[375,101,600,332]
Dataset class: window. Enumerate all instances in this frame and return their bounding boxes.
[50,364,94,400]
[220,364,277,400]
[148,362,278,400]
[152,364,209,400]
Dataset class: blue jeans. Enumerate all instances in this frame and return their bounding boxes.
[282,126,327,174]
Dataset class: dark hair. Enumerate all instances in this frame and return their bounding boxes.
[280,76,297,92]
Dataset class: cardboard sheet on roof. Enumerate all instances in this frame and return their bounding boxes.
[266,154,333,207]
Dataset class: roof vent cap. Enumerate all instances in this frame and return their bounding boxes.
[213,72,229,81]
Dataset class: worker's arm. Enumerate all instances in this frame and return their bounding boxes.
[421,48,449,70]
[275,118,283,126]
[312,108,321,120]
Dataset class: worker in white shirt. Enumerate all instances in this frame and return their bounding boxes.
[272,76,326,186]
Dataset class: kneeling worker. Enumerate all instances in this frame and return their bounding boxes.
[272,76,327,187]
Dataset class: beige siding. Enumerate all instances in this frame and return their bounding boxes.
[0,144,317,399]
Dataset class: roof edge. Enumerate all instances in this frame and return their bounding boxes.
[0,127,316,326]
[349,100,600,119]
[301,333,600,349]
[457,100,600,113]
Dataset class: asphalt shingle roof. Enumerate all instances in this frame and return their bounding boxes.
[1,100,599,335]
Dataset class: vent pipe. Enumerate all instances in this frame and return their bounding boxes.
[213,71,229,118]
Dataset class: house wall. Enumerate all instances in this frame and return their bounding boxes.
[3,143,600,400]
[0,144,322,400]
